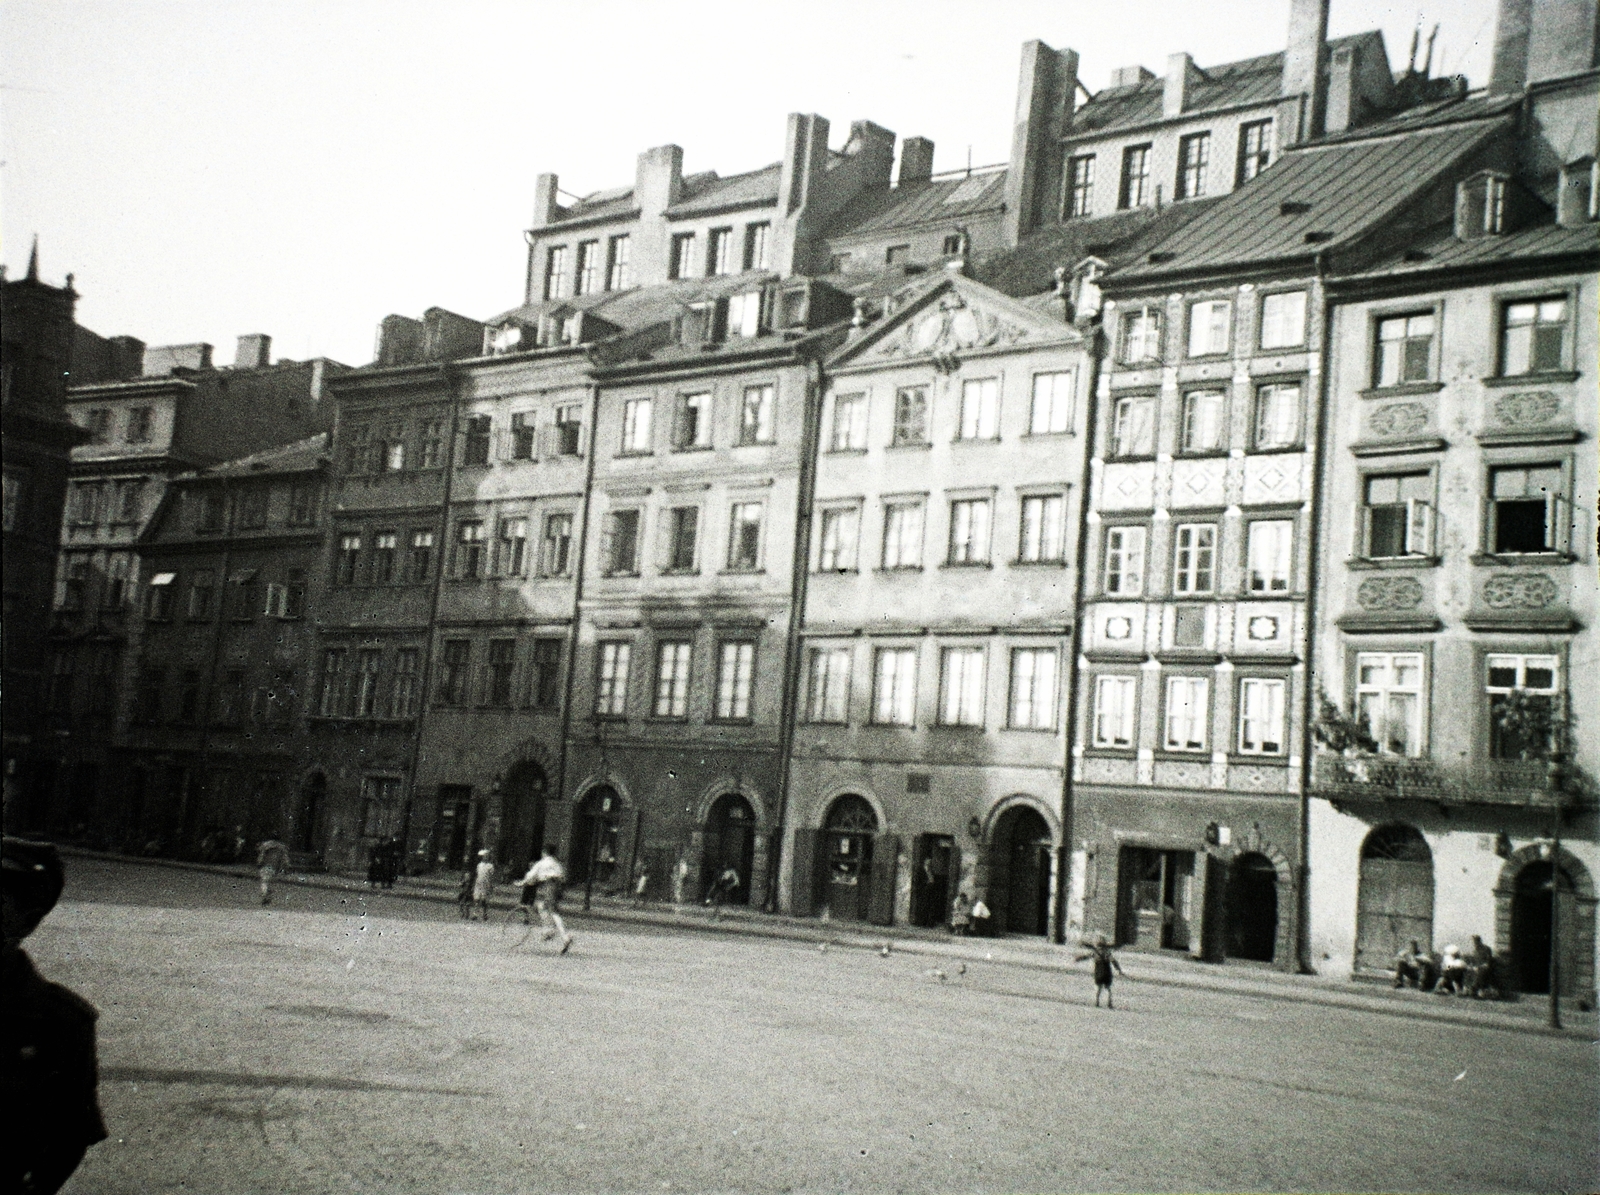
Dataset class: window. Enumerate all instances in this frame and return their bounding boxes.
[85,408,111,443]
[739,385,774,444]
[360,778,402,838]
[603,509,640,575]
[1110,395,1155,457]
[188,569,217,619]
[542,513,573,577]
[666,507,699,572]
[1374,313,1435,386]
[455,521,485,580]
[419,420,444,469]
[621,398,653,454]
[1187,300,1231,357]
[1065,154,1096,217]
[872,648,918,725]
[942,234,964,255]
[819,507,858,571]
[669,233,695,280]
[462,415,492,466]
[529,638,562,710]
[103,552,134,609]
[1363,474,1432,558]
[829,393,867,451]
[1238,677,1286,754]
[58,553,90,611]
[1008,648,1058,730]
[1119,145,1152,208]
[554,404,583,455]
[284,483,315,526]
[1093,675,1136,747]
[1180,390,1226,453]
[893,386,929,445]
[1029,372,1073,435]
[407,530,434,582]
[225,569,257,619]
[1172,523,1216,594]
[596,641,631,716]
[265,669,298,725]
[1019,494,1065,563]
[545,246,570,298]
[727,502,762,571]
[1490,464,1565,553]
[707,228,733,276]
[947,498,991,565]
[743,222,770,271]
[112,479,143,524]
[1164,676,1209,751]
[882,501,924,569]
[958,379,999,440]
[486,640,516,708]
[1237,119,1273,184]
[1247,520,1292,592]
[938,647,985,726]
[806,648,851,722]
[126,407,153,443]
[354,650,382,717]
[1119,306,1162,363]
[510,412,537,460]
[69,482,102,526]
[174,667,202,723]
[606,234,632,290]
[1258,291,1307,349]
[1176,132,1210,199]
[575,240,600,294]
[379,426,406,473]
[1356,653,1424,756]
[1253,383,1300,449]
[319,649,347,717]
[2,468,24,532]
[437,640,471,706]
[134,667,165,724]
[716,641,755,720]
[389,648,420,718]
[334,532,363,586]
[1103,526,1145,595]
[146,572,176,619]
[198,492,226,532]
[1486,654,1559,760]
[1500,297,1568,375]
[497,518,528,577]
[340,426,370,475]
[674,392,712,450]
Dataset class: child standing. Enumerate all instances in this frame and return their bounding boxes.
[471,850,496,921]
[455,869,474,919]
[1076,933,1124,1008]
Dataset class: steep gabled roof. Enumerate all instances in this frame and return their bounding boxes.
[824,170,1008,240]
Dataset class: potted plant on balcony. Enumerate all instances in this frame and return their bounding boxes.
[1312,687,1378,784]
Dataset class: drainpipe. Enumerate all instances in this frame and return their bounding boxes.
[766,354,826,913]
[1297,252,1334,974]
[398,362,462,870]
[554,380,603,857]
[1056,319,1104,946]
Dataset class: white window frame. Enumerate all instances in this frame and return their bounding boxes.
[881,500,924,569]
[1029,371,1075,435]
[957,378,1000,440]
[1103,525,1145,595]
[806,647,851,723]
[740,384,775,444]
[596,641,631,716]
[1110,395,1155,457]
[1092,675,1137,748]
[653,640,692,719]
[1018,493,1065,563]
[675,392,712,450]
[1008,647,1058,730]
[938,646,986,727]
[1247,519,1293,593]
[621,397,653,454]
[829,393,868,451]
[727,501,763,571]
[1237,677,1286,755]
[1164,675,1210,751]
[1186,299,1232,357]
[1355,652,1425,757]
[947,498,992,565]
[1362,473,1433,559]
[818,506,859,572]
[1172,523,1216,595]
[715,641,756,721]
[1258,290,1307,349]
[1253,383,1301,450]
[872,647,918,726]
[1180,390,1227,453]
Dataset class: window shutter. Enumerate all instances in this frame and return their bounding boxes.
[264,583,282,617]
[868,833,900,926]
[1406,499,1432,556]
[1550,493,1570,553]
[1360,506,1374,558]
[598,515,616,573]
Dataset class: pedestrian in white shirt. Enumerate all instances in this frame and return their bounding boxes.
[519,847,574,954]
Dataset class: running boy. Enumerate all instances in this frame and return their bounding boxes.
[1076,933,1124,1008]
[520,847,574,954]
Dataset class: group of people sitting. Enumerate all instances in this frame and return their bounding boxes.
[1394,936,1501,999]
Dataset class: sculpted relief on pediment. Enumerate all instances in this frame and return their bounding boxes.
[866,292,1035,364]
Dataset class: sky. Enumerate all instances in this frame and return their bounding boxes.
[2,0,1500,368]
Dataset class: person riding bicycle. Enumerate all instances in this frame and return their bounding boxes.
[518,847,573,954]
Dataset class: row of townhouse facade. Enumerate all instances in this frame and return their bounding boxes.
[21,0,1598,999]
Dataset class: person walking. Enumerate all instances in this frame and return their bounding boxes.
[255,836,289,906]
[471,850,496,922]
[1076,933,1125,1009]
[520,847,574,953]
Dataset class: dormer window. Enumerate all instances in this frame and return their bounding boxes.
[1456,171,1514,238]
[727,290,766,338]
[677,297,728,345]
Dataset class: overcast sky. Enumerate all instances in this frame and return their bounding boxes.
[2,0,1498,367]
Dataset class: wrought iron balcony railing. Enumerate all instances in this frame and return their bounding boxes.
[1310,752,1582,809]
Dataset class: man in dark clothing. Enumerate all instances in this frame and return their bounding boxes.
[3,837,108,1193]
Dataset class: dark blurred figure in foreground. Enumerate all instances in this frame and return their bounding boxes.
[3,837,107,1192]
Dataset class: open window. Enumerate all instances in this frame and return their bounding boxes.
[1362,473,1433,558]
[1489,463,1567,555]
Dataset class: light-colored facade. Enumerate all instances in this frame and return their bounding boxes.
[783,274,1088,933]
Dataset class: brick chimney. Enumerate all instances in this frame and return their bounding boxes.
[234,333,271,369]
[1163,53,1203,118]
[532,173,561,228]
[899,137,935,186]
[142,343,212,377]
[1003,40,1081,244]
[1281,0,1330,143]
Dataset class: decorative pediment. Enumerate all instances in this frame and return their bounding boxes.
[843,278,1074,371]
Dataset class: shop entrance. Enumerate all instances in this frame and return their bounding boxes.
[910,834,957,928]
[821,795,878,922]
[1511,859,1579,995]
[1354,824,1433,973]
[570,786,621,889]
[497,762,548,872]
[1225,852,1279,962]
[702,794,756,906]
[990,806,1052,937]
[1116,847,1196,950]
[434,785,474,872]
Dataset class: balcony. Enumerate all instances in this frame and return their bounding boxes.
[1310,752,1584,810]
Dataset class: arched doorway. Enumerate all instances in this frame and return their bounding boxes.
[1226,852,1279,962]
[702,794,756,906]
[1355,824,1434,973]
[989,806,1052,937]
[821,795,878,922]
[569,786,621,888]
[293,772,326,855]
[1511,859,1580,995]
[497,762,548,872]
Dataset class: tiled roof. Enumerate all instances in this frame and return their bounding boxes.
[1108,117,1509,281]
[1072,33,1378,135]
[665,164,781,217]
[825,170,1008,239]
[205,433,328,477]
[550,188,638,226]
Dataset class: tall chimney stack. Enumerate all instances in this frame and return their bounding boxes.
[1281,0,1330,143]
[234,333,271,369]
[898,137,935,186]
